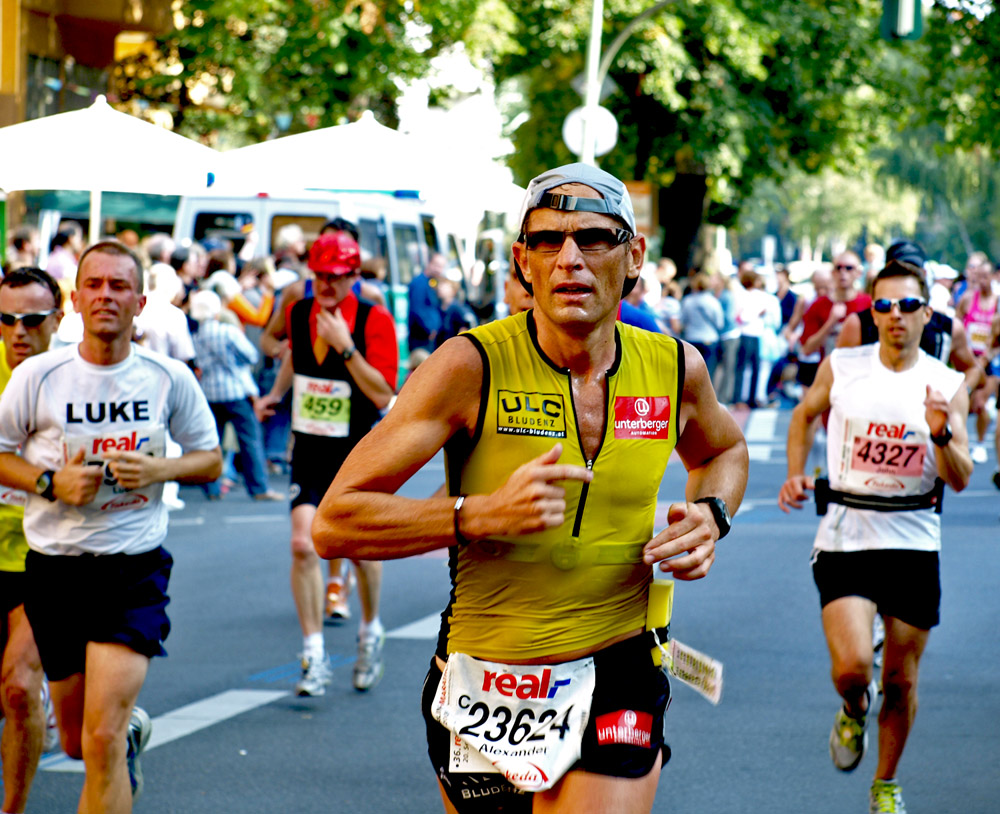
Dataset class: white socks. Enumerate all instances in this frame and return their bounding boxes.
[304,632,325,661]
[358,617,384,643]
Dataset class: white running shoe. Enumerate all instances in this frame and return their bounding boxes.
[971,444,988,464]
[295,653,332,697]
[872,615,886,672]
[353,632,385,692]
[126,706,153,800]
[870,778,907,813]
[829,683,876,772]
[40,678,60,754]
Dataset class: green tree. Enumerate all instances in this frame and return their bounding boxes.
[494,1,896,265]
[113,0,497,147]
[918,1,1000,153]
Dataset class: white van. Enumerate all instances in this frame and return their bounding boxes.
[172,188,467,343]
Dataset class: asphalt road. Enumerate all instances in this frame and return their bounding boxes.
[18,409,1000,813]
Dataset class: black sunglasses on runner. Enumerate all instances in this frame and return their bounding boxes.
[872,297,926,314]
[0,309,57,328]
[522,228,633,254]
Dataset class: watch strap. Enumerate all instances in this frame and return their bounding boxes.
[694,496,731,540]
[454,495,470,545]
[36,470,56,502]
[930,425,953,447]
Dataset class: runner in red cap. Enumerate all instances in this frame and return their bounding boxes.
[256,231,398,694]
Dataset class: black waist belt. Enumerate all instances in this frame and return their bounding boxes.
[814,477,945,516]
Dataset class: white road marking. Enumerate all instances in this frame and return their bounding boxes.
[40,689,288,773]
[748,443,773,462]
[171,514,287,528]
[954,489,1000,499]
[387,612,441,640]
[744,410,778,442]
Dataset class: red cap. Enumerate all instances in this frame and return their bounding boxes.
[308,232,361,275]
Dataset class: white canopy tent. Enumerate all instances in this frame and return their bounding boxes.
[0,95,218,245]
[216,111,523,220]
[214,111,433,195]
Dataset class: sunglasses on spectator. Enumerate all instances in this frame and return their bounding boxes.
[522,228,633,254]
[834,264,858,271]
[872,298,926,314]
[0,309,57,328]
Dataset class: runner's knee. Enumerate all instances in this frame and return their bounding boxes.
[80,719,127,768]
[881,669,917,708]
[290,532,318,560]
[0,671,39,720]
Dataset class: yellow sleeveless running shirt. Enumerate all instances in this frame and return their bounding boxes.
[0,344,28,573]
[440,311,683,661]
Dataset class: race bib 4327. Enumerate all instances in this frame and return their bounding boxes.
[839,417,927,495]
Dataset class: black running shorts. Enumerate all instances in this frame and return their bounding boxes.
[24,546,173,681]
[811,548,941,630]
[422,633,671,813]
[0,570,26,616]
[289,435,352,510]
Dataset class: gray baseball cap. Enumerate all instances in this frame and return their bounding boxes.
[517,163,636,234]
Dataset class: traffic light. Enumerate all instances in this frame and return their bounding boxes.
[881,0,923,41]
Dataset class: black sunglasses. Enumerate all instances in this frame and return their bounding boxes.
[0,309,57,328]
[834,264,858,271]
[872,297,926,314]
[522,228,633,254]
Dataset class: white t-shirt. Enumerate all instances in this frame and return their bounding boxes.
[0,344,218,556]
[815,344,964,554]
[134,297,196,362]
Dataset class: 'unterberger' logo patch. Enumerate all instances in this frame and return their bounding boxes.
[614,396,670,440]
[497,390,566,437]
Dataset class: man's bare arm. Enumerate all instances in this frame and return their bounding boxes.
[836,312,862,348]
[925,385,972,493]
[641,343,748,580]
[0,449,104,505]
[801,306,843,357]
[106,447,223,488]
[949,320,983,391]
[778,357,834,512]
[674,343,748,510]
[312,337,591,561]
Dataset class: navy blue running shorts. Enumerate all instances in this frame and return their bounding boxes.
[421,633,671,813]
[289,435,352,510]
[811,548,941,630]
[0,570,26,616]
[24,546,173,681]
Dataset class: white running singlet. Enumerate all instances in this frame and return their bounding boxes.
[0,344,218,556]
[815,344,964,554]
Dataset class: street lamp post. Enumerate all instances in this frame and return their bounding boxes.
[579,0,606,166]
[577,0,678,165]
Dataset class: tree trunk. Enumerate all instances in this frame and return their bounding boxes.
[659,172,707,276]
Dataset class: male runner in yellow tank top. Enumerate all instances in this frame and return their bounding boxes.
[313,164,748,813]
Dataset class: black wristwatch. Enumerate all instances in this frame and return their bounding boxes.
[341,345,356,361]
[694,497,731,540]
[35,470,56,502]
[931,424,953,447]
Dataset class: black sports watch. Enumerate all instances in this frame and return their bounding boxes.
[341,345,356,362]
[930,424,953,447]
[35,470,56,502]
[694,496,731,540]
